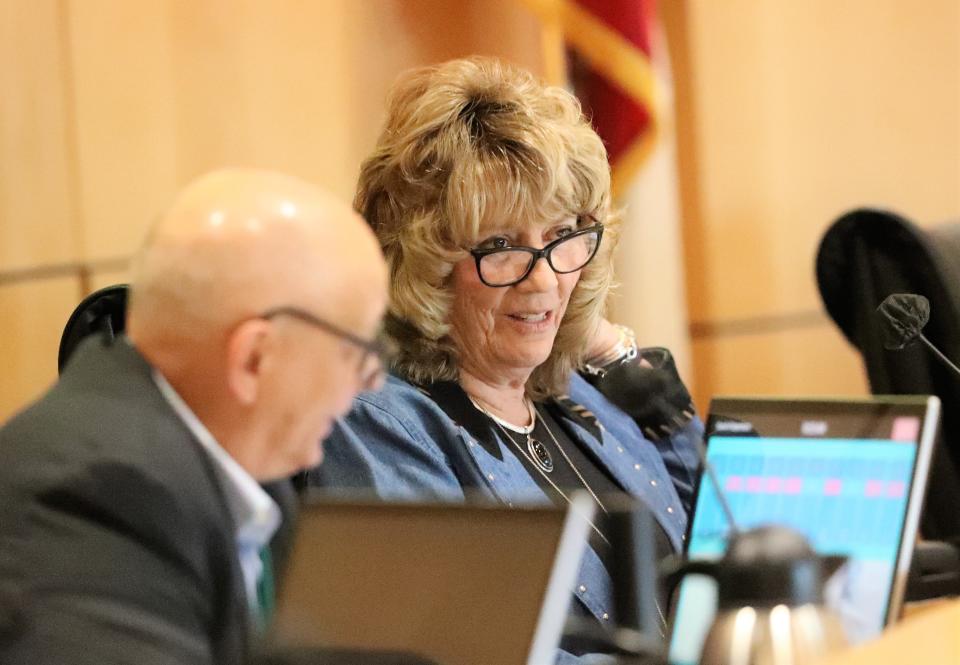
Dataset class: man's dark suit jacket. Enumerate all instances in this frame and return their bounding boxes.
[0,335,296,665]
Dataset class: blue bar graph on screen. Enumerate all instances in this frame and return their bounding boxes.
[690,437,917,561]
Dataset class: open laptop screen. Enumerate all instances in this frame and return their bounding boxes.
[269,497,594,665]
[668,396,939,665]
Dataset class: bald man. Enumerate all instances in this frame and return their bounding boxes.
[0,170,388,665]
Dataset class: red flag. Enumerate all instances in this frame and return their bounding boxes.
[569,0,656,182]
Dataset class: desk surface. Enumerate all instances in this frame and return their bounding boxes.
[819,599,960,664]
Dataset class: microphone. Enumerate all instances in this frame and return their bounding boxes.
[877,293,960,376]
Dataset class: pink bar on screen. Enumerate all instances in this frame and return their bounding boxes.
[784,477,803,494]
[764,477,783,493]
[865,480,884,497]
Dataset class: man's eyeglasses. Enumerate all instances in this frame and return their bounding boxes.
[259,306,389,391]
[469,223,604,288]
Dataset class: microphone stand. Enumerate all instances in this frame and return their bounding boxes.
[918,333,960,376]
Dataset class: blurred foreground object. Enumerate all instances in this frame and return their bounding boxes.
[667,526,847,665]
[817,598,960,665]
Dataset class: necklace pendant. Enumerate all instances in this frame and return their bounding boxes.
[527,435,554,473]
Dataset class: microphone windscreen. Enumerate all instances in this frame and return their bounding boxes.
[877,293,930,350]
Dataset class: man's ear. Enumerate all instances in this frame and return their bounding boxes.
[225,319,272,405]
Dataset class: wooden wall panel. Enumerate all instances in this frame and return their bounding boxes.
[0,0,81,271]
[0,0,546,421]
[690,322,869,412]
[679,0,960,324]
[666,0,960,404]
[88,267,130,293]
[0,277,80,421]
[65,0,179,263]
[66,0,546,266]
[344,0,545,159]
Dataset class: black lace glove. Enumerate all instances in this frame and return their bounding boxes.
[582,347,695,442]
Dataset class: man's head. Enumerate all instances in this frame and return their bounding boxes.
[127,169,388,481]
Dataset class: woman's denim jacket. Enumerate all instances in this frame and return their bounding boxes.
[310,370,702,663]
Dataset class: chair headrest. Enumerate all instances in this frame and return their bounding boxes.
[58,284,129,374]
[815,208,931,348]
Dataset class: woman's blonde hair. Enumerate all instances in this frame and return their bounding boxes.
[356,56,620,399]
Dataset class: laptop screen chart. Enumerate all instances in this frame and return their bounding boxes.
[669,425,919,665]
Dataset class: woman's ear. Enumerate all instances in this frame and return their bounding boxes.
[225,318,272,405]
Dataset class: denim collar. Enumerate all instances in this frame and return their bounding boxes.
[418,379,603,461]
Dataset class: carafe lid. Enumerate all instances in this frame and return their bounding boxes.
[715,526,844,608]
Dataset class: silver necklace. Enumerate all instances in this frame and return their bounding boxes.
[468,395,668,633]
[468,395,611,545]
[482,399,555,474]
[533,403,609,514]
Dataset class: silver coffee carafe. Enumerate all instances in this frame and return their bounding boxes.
[668,526,848,665]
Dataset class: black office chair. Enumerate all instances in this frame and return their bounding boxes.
[816,208,960,600]
[57,283,129,375]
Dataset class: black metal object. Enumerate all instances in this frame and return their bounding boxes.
[558,496,668,665]
[57,284,129,374]
[905,540,960,602]
[663,526,845,608]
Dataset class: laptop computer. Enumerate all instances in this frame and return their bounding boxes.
[668,395,940,665]
[268,495,595,665]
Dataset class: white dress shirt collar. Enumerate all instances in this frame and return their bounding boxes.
[151,370,281,550]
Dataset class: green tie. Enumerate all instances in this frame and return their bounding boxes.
[256,546,275,629]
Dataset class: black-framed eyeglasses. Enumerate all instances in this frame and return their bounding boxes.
[259,306,389,391]
[469,223,604,287]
